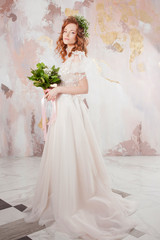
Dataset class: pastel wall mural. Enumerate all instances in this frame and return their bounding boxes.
[0,0,160,157]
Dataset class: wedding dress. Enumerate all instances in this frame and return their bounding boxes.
[24,50,137,240]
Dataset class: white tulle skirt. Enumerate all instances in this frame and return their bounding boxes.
[24,93,137,240]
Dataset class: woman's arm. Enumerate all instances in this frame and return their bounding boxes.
[59,76,88,95]
[45,76,88,101]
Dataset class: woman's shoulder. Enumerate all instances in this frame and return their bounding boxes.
[72,50,85,55]
[71,50,86,61]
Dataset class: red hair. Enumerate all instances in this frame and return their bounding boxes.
[55,16,88,62]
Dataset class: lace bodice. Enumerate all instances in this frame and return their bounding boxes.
[59,50,87,87]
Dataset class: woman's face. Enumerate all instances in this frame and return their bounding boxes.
[63,23,77,45]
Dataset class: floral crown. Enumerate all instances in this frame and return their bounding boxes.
[74,15,90,38]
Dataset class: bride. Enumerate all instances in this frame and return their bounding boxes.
[24,15,137,240]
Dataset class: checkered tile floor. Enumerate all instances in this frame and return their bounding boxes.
[1,155,159,240]
[0,199,45,240]
[0,191,145,240]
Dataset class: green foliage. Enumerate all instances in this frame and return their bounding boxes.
[27,62,61,90]
[74,15,90,38]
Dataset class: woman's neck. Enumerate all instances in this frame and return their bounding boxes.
[67,45,74,54]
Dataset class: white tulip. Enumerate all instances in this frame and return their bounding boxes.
[50,83,58,88]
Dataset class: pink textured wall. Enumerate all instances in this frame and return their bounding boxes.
[0,0,160,157]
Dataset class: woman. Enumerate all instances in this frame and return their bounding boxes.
[24,16,137,240]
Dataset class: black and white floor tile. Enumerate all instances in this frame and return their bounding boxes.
[0,156,160,240]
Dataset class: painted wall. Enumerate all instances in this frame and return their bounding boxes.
[0,0,160,157]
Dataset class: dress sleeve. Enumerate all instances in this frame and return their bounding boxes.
[70,51,88,83]
[70,51,89,108]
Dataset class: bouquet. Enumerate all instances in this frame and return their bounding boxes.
[28,62,61,140]
[28,62,61,90]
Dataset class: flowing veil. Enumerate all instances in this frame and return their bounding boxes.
[43,49,136,155]
[39,29,160,156]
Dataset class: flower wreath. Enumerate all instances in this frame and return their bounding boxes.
[74,15,90,38]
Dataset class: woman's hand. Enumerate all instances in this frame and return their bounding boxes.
[44,87,60,101]
[43,89,50,94]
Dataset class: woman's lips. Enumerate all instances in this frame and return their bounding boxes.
[64,38,69,40]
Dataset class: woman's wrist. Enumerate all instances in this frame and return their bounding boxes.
[57,86,62,94]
